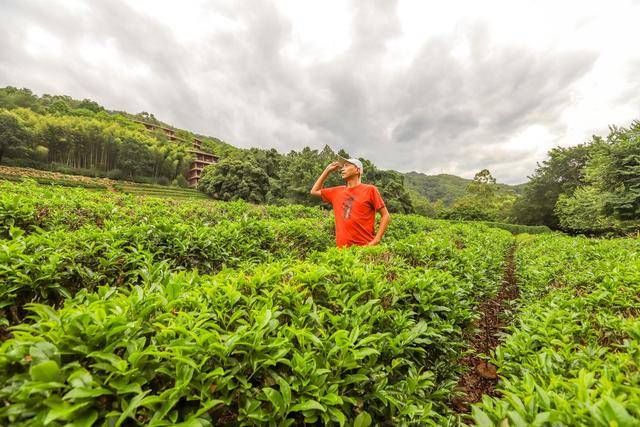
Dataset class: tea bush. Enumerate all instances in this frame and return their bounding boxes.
[0,180,518,425]
[477,221,553,235]
[0,217,334,323]
[0,238,510,426]
[472,235,640,425]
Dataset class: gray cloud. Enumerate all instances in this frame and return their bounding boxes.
[391,108,479,144]
[1,0,636,183]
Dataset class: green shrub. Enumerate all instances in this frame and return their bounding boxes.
[472,235,640,425]
[0,230,510,425]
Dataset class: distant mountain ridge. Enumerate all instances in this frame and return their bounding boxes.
[404,171,525,205]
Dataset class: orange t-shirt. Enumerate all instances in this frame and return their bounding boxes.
[320,184,386,247]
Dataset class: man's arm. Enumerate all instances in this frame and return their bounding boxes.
[310,161,341,197]
[368,206,390,246]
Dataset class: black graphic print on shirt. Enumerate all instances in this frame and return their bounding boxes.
[342,195,356,219]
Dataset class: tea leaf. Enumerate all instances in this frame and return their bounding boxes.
[354,411,372,427]
[29,360,61,382]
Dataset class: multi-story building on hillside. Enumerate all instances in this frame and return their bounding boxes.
[188,138,219,187]
[132,119,219,187]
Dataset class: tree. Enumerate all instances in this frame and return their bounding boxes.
[47,100,70,115]
[198,158,269,203]
[444,169,515,221]
[77,99,104,113]
[0,111,30,164]
[588,122,640,221]
[280,146,341,206]
[555,186,619,235]
[466,169,497,199]
[445,197,495,221]
[409,191,438,217]
[0,87,41,111]
[117,138,154,178]
[511,145,592,228]
[553,120,640,234]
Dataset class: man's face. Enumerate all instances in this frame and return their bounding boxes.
[340,162,359,179]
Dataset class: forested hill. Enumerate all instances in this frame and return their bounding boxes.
[405,172,524,206]
[0,86,512,212]
[3,86,636,234]
[0,86,240,187]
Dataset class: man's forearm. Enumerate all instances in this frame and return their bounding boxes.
[373,213,390,242]
[310,169,331,195]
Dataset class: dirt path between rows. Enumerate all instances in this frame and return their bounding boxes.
[451,243,519,416]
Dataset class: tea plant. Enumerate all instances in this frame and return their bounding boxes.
[0,217,334,323]
[0,238,510,425]
[472,234,640,426]
[1,179,527,425]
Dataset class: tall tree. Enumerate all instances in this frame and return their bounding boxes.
[589,121,640,221]
[466,169,497,199]
[117,138,154,178]
[198,158,270,203]
[555,187,619,234]
[511,145,592,228]
[445,169,515,221]
[0,111,30,164]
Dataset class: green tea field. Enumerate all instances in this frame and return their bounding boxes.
[0,180,638,426]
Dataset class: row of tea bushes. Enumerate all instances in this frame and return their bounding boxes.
[0,180,330,237]
[0,217,334,324]
[1,209,511,327]
[0,231,511,426]
[1,179,446,242]
[472,234,640,426]
[477,221,553,235]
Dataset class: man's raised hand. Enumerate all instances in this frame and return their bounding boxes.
[326,161,341,172]
[311,161,341,197]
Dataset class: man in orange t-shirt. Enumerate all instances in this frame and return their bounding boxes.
[310,156,390,247]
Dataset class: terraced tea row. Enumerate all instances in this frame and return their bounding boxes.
[0,180,328,237]
[472,234,640,425]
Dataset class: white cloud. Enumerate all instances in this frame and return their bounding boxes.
[24,27,63,58]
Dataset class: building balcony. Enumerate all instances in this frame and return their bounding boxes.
[193,161,211,168]
[194,155,217,163]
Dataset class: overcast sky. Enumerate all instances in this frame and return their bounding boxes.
[2,0,639,183]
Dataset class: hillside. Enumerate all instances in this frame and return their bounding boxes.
[0,86,520,210]
[405,171,525,205]
[118,111,242,159]
[0,87,240,189]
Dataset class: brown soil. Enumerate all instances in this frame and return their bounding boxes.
[451,244,519,415]
[0,325,11,342]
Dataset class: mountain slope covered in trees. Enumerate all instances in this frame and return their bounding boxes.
[1,86,638,234]
[404,172,524,206]
[0,86,499,213]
